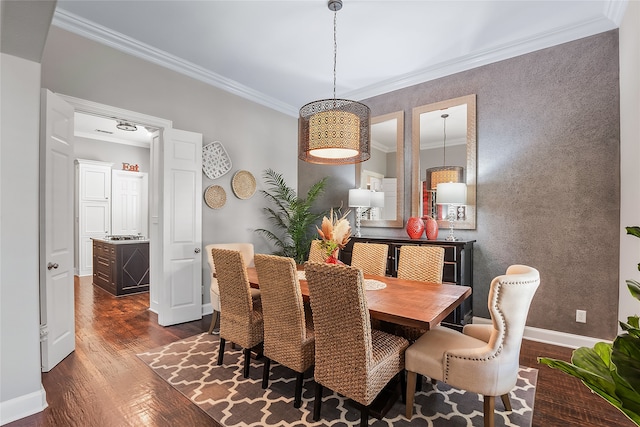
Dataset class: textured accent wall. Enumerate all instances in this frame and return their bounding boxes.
[299,30,621,339]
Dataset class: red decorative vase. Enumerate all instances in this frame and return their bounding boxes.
[325,249,340,264]
[406,217,425,239]
[424,216,439,240]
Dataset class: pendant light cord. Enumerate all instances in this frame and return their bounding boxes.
[442,113,449,166]
[333,9,337,101]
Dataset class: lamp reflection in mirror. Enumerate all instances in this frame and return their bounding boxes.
[348,188,371,237]
[436,182,467,241]
[368,191,385,220]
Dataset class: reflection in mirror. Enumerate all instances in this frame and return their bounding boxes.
[411,94,476,230]
[356,111,404,228]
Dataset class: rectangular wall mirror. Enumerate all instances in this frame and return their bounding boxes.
[355,111,404,228]
[411,94,476,229]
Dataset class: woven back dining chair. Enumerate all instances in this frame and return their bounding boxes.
[396,245,445,283]
[254,254,315,408]
[304,262,409,427]
[392,245,446,342]
[405,265,540,427]
[350,242,389,276]
[307,239,328,263]
[205,243,258,334]
[211,248,264,378]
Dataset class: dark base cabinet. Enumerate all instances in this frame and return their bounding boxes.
[340,237,475,330]
[92,239,150,296]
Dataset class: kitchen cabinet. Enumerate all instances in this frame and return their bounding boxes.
[92,238,150,296]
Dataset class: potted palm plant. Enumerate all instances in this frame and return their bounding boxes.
[255,169,328,264]
[538,226,640,426]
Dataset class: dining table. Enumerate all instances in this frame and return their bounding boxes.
[245,266,471,331]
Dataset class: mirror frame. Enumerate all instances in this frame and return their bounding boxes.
[356,110,404,228]
[411,94,477,229]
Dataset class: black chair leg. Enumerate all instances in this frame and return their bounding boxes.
[261,357,271,389]
[400,370,406,404]
[217,338,226,365]
[243,348,251,378]
[360,406,369,427]
[313,382,323,421]
[294,371,304,408]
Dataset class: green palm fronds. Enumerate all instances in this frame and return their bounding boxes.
[255,169,328,264]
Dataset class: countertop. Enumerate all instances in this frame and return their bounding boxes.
[91,237,149,245]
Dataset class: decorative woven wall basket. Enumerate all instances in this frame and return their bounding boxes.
[204,185,226,209]
[231,170,256,199]
[202,141,232,179]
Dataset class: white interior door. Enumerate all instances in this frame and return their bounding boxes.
[157,128,202,326]
[149,131,161,314]
[111,170,148,236]
[40,90,75,372]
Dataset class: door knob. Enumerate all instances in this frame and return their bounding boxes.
[47,262,59,270]
[194,248,201,253]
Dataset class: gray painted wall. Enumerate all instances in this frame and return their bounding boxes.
[41,27,297,307]
[299,30,621,339]
[74,137,150,173]
[0,52,45,420]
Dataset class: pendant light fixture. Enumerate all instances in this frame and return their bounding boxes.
[116,120,137,132]
[298,0,371,165]
[423,113,464,219]
[426,113,464,190]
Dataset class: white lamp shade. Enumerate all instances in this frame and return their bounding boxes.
[436,182,467,205]
[348,188,371,207]
[370,191,385,208]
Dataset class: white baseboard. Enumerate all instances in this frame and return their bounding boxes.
[0,385,48,426]
[202,302,213,316]
[471,316,612,349]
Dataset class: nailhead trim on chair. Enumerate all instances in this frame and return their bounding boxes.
[443,276,540,382]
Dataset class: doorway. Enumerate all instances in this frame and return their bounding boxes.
[61,94,168,316]
[42,91,203,372]
[73,112,153,280]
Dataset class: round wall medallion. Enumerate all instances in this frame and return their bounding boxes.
[204,185,226,209]
[231,170,256,199]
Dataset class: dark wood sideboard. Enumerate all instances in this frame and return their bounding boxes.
[340,236,475,330]
[92,239,150,296]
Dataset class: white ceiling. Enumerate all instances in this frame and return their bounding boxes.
[74,113,155,147]
[55,1,625,148]
[53,0,625,119]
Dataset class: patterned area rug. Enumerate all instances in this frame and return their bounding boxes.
[137,333,537,427]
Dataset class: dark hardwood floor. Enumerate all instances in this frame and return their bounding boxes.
[8,276,633,427]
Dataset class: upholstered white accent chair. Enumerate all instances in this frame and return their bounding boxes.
[405,265,540,427]
[205,243,258,334]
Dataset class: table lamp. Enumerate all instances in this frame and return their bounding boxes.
[436,182,467,241]
[348,188,371,237]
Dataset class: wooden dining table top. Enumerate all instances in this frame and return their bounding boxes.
[245,266,471,331]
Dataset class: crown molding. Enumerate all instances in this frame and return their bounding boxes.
[53,4,623,116]
[52,9,299,117]
[347,11,620,102]
[604,0,629,26]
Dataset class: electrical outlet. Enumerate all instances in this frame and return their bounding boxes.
[576,309,587,323]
